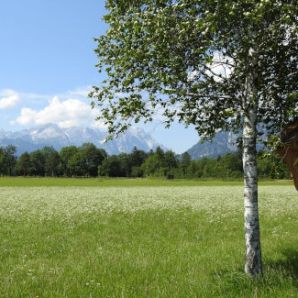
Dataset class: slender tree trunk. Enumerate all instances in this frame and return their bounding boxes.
[242,72,263,276]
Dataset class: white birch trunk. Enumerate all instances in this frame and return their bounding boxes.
[242,71,263,276]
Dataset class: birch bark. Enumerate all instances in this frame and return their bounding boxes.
[242,71,263,276]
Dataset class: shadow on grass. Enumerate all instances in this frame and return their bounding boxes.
[266,249,298,287]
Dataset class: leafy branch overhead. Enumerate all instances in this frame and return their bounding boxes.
[90,0,297,138]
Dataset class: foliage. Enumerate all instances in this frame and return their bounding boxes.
[91,0,297,139]
[0,144,291,179]
[141,147,177,177]
[0,145,17,176]
[100,146,147,177]
[16,152,31,176]
[12,144,107,177]
[66,143,107,177]
[30,150,46,176]
[80,143,107,177]
[100,155,126,177]
[60,146,79,176]
[42,147,62,177]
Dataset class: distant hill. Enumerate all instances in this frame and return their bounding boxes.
[0,124,162,155]
[186,132,238,160]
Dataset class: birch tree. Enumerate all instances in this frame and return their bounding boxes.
[90,0,298,276]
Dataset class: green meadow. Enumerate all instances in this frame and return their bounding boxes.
[0,178,297,297]
[0,176,292,187]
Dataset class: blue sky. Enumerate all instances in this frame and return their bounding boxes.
[0,0,198,153]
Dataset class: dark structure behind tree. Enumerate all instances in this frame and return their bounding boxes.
[278,120,298,190]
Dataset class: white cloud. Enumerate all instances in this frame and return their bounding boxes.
[1,86,92,105]
[0,90,20,109]
[16,96,106,129]
[64,86,92,98]
[205,52,234,82]
[188,52,234,83]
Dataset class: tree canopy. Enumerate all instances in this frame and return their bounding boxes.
[91,0,297,138]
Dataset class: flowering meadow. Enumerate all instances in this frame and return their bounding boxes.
[0,182,297,297]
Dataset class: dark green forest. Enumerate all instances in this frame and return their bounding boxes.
[0,144,290,179]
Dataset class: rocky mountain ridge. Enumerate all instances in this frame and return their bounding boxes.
[185,132,238,159]
[0,124,161,155]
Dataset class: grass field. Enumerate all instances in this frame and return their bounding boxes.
[0,176,293,187]
[0,179,298,297]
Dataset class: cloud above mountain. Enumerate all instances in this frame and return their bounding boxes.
[0,86,197,153]
[0,90,20,110]
[15,96,106,129]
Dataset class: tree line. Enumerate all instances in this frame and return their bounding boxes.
[0,144,289,179]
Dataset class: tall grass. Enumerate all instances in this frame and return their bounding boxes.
[0,185,297,297]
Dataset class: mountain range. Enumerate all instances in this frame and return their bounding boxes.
[185,132,238,159]
[0,124,161,156]
[0,124,242,159]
